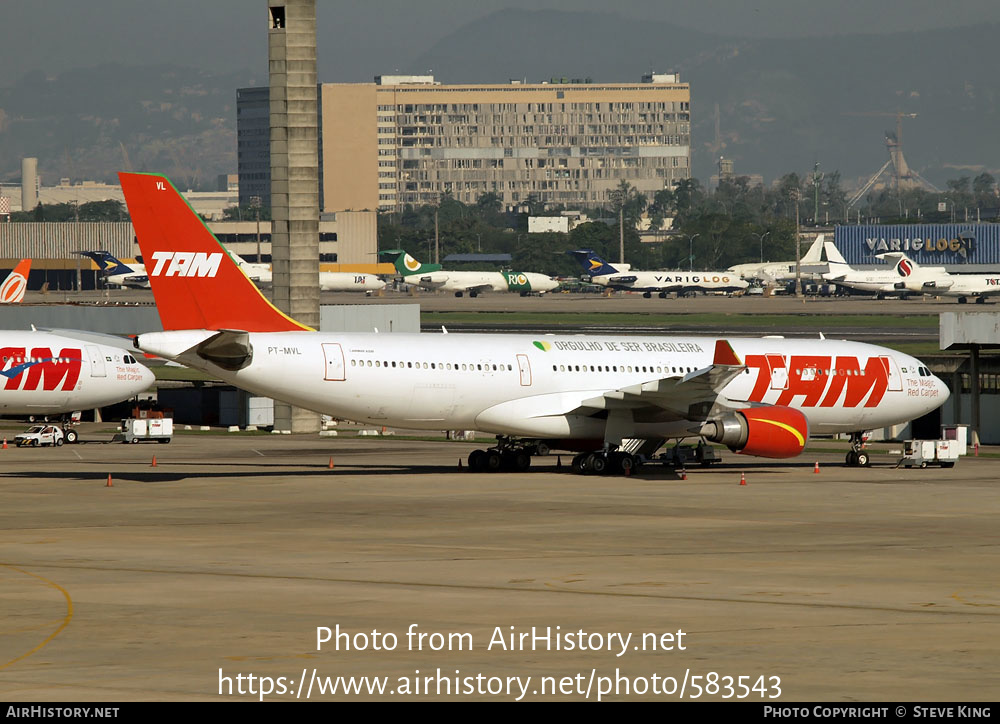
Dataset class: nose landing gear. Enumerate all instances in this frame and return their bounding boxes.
[845,432,871,467]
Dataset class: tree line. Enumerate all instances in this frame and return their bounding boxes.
[8,170,997,278]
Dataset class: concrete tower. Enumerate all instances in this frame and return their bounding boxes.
[268,1,320,432]
[21,158,38,213]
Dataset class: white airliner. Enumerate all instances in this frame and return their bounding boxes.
[229,253,386,293]
[0,330,154,442]
[728,235,826,282]
[380,250,559,297]
[821,242,945,299]
[568,250,749,297]
[885,253,1000,304]
[121,172,949,472]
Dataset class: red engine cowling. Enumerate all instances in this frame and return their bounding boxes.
[700,406,809,459]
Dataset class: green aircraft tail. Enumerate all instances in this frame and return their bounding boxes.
[378,249,442,276]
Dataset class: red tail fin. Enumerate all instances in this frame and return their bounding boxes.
[0,258,31,303]
[119,172,310,332]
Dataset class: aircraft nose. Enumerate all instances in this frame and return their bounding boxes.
[134,362,156,394]
[936,375,951,405]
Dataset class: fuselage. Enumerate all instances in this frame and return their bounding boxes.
[102,264,150,289]
[236,260,385,292]
[0,332,154,414]
[823,265,909,294]
[137,331,946,440]
[409,271,558,294]
[904,273,1000,299]
[591,271,749,294]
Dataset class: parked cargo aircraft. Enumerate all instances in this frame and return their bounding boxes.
[79,251,150,288]
[229,253,386,293]
[728,235,826,282]
[0,259,31,303]
[821,242,945,299]
[379,250,559,297]
[884,253,1000,304]
[567,250,749,297]
[0,329,154,442]
[122,172,948,471]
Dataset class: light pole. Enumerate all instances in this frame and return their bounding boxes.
[751,231,770,264]
[250,196,262,263]
[687,233,700,271]
[609,188,626,265]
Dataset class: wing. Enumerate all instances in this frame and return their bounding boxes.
[916,279,954,292]
[607,275,638,285]
[569,339,745,422]
[123,275,150,288]
[462,284,495,294]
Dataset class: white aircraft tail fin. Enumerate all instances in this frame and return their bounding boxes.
[801,234,825,264]
[823,241,847,265]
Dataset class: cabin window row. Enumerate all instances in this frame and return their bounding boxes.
[794,368,867,377]
[551,364,697,374]
[350,359,514,372]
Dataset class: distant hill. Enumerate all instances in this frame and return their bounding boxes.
[0,64,261,189]
[2,10,998,193]
[411,10,1000,187]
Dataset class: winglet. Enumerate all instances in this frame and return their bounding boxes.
[713,339,742,366]
[0,258,31,303]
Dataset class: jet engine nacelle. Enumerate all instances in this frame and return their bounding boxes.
[700,406,809,459]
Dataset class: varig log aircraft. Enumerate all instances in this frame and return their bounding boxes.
[379,250,559,297]
[567,250,749,297]
[0,329,154,441]
[0,259,31,303]
[79,251,150,289]
[121,172,949,473]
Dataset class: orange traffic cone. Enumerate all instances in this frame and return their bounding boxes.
[2,438,6,449]
[680,469,687,480]
[813,461,820,474]
[739,471,746,486]
[328,456,335,469]
[151,456,157,467]
[106,474,113,488]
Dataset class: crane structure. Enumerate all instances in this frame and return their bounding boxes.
[845,111,939,209]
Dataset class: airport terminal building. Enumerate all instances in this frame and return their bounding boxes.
[238,73,692,213]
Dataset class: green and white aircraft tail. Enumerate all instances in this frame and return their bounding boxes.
[379,249,443,277]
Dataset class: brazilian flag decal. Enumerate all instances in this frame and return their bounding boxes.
[533,341,552,351]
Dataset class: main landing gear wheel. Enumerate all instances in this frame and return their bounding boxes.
[65,429,78,444]
[466,438,535,473]
[570,451,638,476]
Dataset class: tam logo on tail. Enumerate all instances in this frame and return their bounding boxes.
[119,172,310,332]
[149,251,223,278]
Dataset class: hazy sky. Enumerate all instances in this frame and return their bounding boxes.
[3,0,1000,84]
